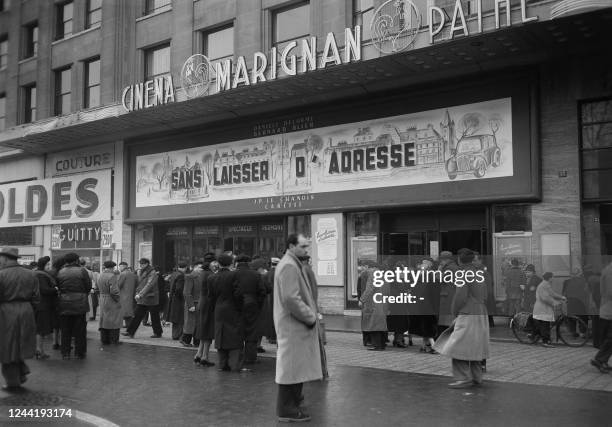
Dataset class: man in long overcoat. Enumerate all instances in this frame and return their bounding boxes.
[208,254,244,372]
[117,262,137,328]
[274,234,322,423]
[123,258,162,338]
[0,247,39,391]
[182,262,204,347]
[234,255,267,364]
[167,263,186,341]
[195,255,216,366]
[97,261,121,345]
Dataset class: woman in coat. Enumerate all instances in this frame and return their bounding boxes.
[208,254,244,371]
[195,257,215,367]
[33,257,57,359]
[532,272,566,347]
[434,249,489,388]
[359,266,388,351]
[97,261,122,345]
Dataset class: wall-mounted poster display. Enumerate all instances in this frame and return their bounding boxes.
[135,98,513,208]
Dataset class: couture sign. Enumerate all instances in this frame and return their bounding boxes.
[47,144,115,177]
[0,171,111,228]
[135,98,513,208]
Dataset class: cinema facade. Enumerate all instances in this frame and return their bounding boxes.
[1,0,611,314]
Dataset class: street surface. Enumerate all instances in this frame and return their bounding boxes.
[0,321,611,426]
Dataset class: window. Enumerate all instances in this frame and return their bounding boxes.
[84,58,100,108]
[86,0,102,28]
[0,35,7,69]
[144,43,170,81]
[581,98,612,200]
[0,227,33,246]
[23,22,38,58]
[22,84,36,123]
[273,2,310,50]
[54,67,71,115]
[145,0,171,15]
[353,0,374,41]
[0,94,5,130]
[203,25,234,63]
[56,2,73,40]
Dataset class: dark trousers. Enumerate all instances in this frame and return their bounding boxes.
[593,316,603,348]
[277,383,304,417]
[123,316,133,328]
[181,333,199,346]
[595,318,612,364]
[90,293,99,319]
[533,319,551,343]
[172,322,183,340]
[100,329,120,345]
[369,331,386,349]
[127,305,162,336]
[362,332,371,346]
[1,361,30,387]
[244,340,258,362]
[60,314,87,356]
[218,348,241,371]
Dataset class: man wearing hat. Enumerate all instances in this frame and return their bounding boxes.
[0,247,39,391]
[57,252,93,359]
[123,258,162,338]
[97,261,121,345]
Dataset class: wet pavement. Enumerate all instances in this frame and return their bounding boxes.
[1,342,611,427]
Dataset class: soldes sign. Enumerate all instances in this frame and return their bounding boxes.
[0,171,111,228]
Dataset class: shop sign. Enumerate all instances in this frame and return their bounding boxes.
[224,224,256,235]
[316,217,338,276]
[181,27,361,99]
[136,98,513,209]
[17,255,35,266]
[101,221,114,249]
[165,226,189,237]
[122,75,175,112]
[47,144,115,177]
[371,0,538,53]
[259,223,284,233]
[51,221,102,250]
[194,225,220,236]
[0,171,111,229]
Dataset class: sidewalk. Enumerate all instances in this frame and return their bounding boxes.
[86,317,612,392]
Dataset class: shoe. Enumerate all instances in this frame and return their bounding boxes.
[591,359,610,374]
[179,340,192,347]
[392,341,406,348]
[150,334,162,339]
[448,380,474,389]
[472,380,483,386]
[541,342,555,348]
[257,346,266,353]
[278,411,311,423]
[2,385,25,393]
[194,356,202,364]
[367,347,385,351]
[52,344,60,350]
[121,332,134,338]
[200,360,215,367]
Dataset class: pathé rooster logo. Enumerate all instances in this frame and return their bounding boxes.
[371,0,421,54]
[181,54,214,99]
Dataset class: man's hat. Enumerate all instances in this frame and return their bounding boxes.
[250,258,267,270]
[271,257,281,265]
[103,261,117,269]
[439,251,454,260]
[0,247,21,259]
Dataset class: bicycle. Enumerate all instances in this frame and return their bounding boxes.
[510,309,589,347]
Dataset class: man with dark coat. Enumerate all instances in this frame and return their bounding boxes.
[208,254,244,372]
[167,263,186,341]
[262,257,280,344]
[123,258,162,338]
[57,252,92,359]
[117,262,138,328]
[437,251,460,334]
[182,262,204,347]
[0,247,39,391]
[235,255,266,364]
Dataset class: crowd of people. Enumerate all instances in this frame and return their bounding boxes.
[1,239,612,422]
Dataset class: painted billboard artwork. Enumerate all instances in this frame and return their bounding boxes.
[135,98,513,207]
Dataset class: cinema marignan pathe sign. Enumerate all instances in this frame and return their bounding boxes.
[0,171,111,228]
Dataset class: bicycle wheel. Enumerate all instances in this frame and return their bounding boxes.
[557,316,589,347]
[511,312,537,344]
